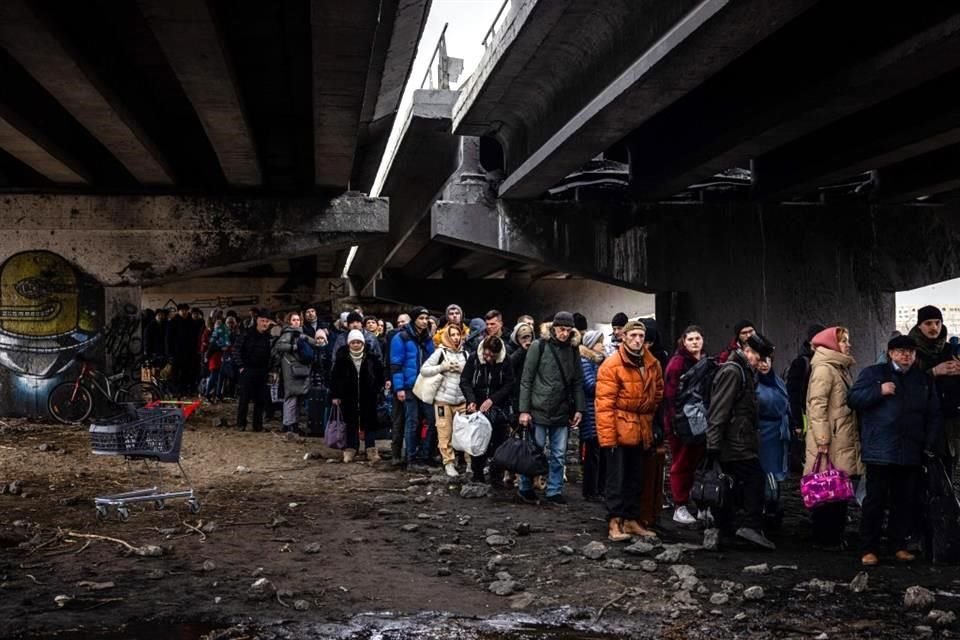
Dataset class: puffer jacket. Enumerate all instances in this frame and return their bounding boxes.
[419,327,467,406]
[579,346,605,441]
[804,346,863,476]
[706,350,758,463]
[848,361,941,466]
[390,323,434,392]
[519,325,586,425]
[272,326,315,398]
[595,344,663,449]
[460,339,514,409]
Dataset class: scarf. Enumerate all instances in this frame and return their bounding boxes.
[623,344,644,367]
[909,325,947,370]
[349,345,364,373]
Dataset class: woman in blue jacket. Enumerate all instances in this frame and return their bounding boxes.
[580,329,606,500]
[756,355,790,530]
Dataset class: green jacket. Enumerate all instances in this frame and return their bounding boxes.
[519,337,586,425]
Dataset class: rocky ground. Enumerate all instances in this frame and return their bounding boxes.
[2,402,960,639]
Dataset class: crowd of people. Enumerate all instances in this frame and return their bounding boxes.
[139,301,960,565]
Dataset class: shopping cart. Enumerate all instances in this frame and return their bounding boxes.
[89,400,202,521]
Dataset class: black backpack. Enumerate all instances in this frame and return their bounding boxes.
[673,357,719,444]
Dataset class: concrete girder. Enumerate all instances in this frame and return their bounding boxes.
[876,143,960,203]
[0,193,387,286]
[349,90,461,292]
[633,7,960,200]
[463,0,816,199]
[311,0,381,190]
[429,199,653,291]
[0,0,173,186]
[0,114,87,184]
[139,0,261,188]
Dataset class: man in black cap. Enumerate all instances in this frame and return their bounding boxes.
[718,320,756,364]
[234,309,273,432]
[909,305,960,470]
[517,311,586,504]
[849,334,941,566]
[706,332,776,549]
[605,312,628,358]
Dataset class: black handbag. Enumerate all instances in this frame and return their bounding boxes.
[691,458,732,509]
[492,429,548,477]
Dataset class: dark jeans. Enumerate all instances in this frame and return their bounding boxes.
[237,368,268,431]
[305,386,328,437]
[391,394,405,461]
[471,421,509,483]
[716,458,765,534]
[582,436,606,498]
[604,445,645,522]
[861,463,920,554]
[403,396,435,463]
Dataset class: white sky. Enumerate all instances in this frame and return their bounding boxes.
[897,276,960,307]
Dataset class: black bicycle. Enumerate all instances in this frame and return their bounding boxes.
[47,357,164,424]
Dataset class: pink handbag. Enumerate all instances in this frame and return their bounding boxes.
[801,453,855,509]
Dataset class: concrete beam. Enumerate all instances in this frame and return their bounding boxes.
[0,0,173,185]
[0,115,87,184]
[490,0,815,198]
[349,90,460,291]
[877,143,960,202]
[634,7,960,200]
[429,199,655,291]
[311,0,381,189]
[0,193,387,285]
[139,0,261,187]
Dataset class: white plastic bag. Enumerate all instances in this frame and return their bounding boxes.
[452,411,492,457]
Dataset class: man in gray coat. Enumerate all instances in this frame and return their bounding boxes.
[517,311,586,505]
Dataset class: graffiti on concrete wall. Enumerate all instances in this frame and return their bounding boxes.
[0,251,104,416]
[103,302,142,375]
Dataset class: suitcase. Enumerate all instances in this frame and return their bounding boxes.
[639,446,667,527]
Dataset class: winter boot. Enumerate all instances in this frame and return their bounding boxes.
[367,445,381,462]
[621,519,657,539]
[608,519,631,542]
[343,448,356,463]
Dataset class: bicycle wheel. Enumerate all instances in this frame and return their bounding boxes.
[116,382,163,406]
[48,382,94,424]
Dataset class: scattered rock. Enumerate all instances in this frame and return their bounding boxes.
[720,580,738,593]
[460,484,491,499]
[374,494,407,505]
[509,592,536,610]
[772,565,798,571]
[640,560,658,572]
[603,559,626,571]
[581,541,608,560]
[214,596,222,605]
[486,535,512,547]
[487,555,506,571]
[400,524,420,533]
[797,578,836,594]
[624,541,657,556]
[54,594,73,608]
[201,521,218,534]
[673,590,697,605]
[557,545,575,556]
[849,572,869,594]
[915,625,934,637]
[58,496,80,507]
[409,477,431,486]
[75,580,114,591]
[7,481,22,496]
[514,522,532,536]
[814,634,829,640]
[495,571,514,582]
[742,563,769,576]
[929,609,957,626]
[437,544,458,556]
[905,586,936,610]
[414,496,428,504]
[303,542,322,554]
[37,443,55,452]
[202,560,216,572]
[710,593,730,605]
[485,529,501,536]
[303,451,324,460]
[702,528,720,551]
[743,586,764,601]
[417,513,433,520]
[489,580,520,596]
[293,599,310,611]
[655,547,683,563]
[248,578,275,600]
[734,612,748,622]
[710,609,724,616]
[235,466,250,474]
[437,567,452,577]
[670,565,697,579]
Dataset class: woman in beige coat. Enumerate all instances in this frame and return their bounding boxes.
[805,326,864,549]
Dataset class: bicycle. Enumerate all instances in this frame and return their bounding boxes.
[47,356,164,424]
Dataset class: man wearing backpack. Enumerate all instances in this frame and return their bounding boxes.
[706,333,776,550]
[517,311,586,505]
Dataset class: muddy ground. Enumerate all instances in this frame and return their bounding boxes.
[2,402,960,639]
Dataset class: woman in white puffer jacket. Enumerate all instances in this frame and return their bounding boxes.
[420,324,468,477]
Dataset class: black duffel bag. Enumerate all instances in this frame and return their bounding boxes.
[691,458,732,510]
[493,428,548,477]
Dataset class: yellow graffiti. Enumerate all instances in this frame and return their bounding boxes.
[0,252,78,336]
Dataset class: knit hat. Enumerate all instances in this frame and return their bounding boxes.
[553,311,575,328]
[582,329,604,349]
[573,312,588,332]
[410,306,429,320]
[734,319,755,337]
[746,333,775,359]
[611,312,628,328]
[255,308,272,319]
[888,335,917,351]
[347,329,365,344]
[445,304,463,316]
[811,326,841,352]
[346,311,363,325]
[918,305,944,324]
[623,319,646,335]
[339,311,350,324]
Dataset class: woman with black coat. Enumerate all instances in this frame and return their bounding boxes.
[330,330,385,463]
[461,336,515,486]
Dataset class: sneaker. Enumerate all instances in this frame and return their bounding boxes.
[544,494,567,506]
[861,552,879,567]
[735,527,776,550]
[673,505,697,525]
[444,463,459,478]
[516,490,539,505]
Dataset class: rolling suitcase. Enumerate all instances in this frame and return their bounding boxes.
[639,446,667,527]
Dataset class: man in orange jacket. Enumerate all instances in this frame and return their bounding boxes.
[596,319,664,542]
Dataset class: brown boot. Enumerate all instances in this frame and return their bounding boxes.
[861,553,879,567]
[621,519,657,539]
[895,550,916,563]
[366,445,380,462]
[343,448,356,463]
[608,519,631,543]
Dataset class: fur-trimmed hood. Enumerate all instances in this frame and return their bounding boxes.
[539,322,581,348]
[579,344,605,364]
